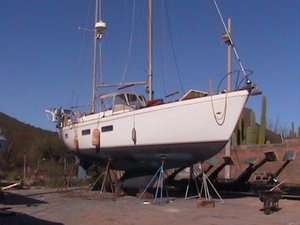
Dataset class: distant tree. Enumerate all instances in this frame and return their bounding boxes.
[0,112,67,174]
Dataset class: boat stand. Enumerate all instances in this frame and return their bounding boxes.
[90,159,115,195]
[139,158,169,204]
[199,164,224,204]
[185,165,202,200]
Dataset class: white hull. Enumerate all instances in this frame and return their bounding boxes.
[59,90,249,170]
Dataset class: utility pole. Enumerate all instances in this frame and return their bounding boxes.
[223,17,233,179]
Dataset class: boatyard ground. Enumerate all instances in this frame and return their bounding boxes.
[1,187,300,225]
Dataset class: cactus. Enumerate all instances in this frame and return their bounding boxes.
[246,110,258,144]
[258,96,267,144]
[298,126,300,137]
[237,118,246,145]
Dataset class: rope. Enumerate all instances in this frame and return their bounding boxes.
[210,92,228,126]
[121,0,136,83]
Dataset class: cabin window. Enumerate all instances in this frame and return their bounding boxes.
[101,125,113,132]
[113,94,130,112]
[114,94,127,105]
[81,129,91,136]
[64,133,68,138]
[127,94,143,109]
[138,95,146,106]
[101,96,113,111]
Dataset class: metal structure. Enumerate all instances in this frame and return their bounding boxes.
[213,0,248,77]
[208,156,234,182]
[89,159,115,194]
[91,0,153,113]
[91,0,106,113]
[184,165,201,200]
[273,151,296,179]
[259,189,282,215]
[236,151,277,184]
[199,164,224,203]
[147,0,153,101]
[139,158,169,204]
[223,18,233,179]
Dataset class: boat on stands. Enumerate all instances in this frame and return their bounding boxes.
[47,0,257,173]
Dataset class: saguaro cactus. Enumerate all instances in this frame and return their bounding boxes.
[237,118,246,145]
[258,96,267,144]
[246,110,258,144]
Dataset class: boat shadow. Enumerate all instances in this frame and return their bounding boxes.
[1,192,47,206]
[0,210,64,225]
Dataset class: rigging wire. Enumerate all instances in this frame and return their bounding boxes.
[121,0,136,83]
[210,0,252,126]
[164,0,185,93]
[212,0,248,78]
[72,0,93,108]
[158,0,168,96]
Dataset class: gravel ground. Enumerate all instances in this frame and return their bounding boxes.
[1,188,300,225]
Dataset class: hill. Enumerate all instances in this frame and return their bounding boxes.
[0,112,67,172]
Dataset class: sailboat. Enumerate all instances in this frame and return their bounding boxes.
[47,0,256,173]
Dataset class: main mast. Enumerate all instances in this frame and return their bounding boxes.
[91,0,106,113]
[147,0,153,101]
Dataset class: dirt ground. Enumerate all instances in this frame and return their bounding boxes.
[1,188,300,225]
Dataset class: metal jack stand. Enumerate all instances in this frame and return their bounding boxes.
[199,164,224,204]
[90,159,114,195]
[139,158,169,204]
[185,165,202,200]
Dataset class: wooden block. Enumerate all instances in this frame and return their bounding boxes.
[197,199,215,208]
[136,192,153,199]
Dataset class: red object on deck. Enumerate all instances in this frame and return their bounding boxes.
[146,99,164,107]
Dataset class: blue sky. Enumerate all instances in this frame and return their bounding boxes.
[0,0,299,131]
